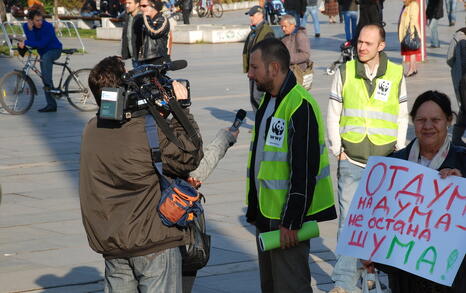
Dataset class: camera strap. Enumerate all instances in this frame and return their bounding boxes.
[146,102,200,153]
[167,99,201,148]
[144,114,170,188]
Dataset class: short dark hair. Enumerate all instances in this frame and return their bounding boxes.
[410,90,455,121]
[88,56,126,106]
[360,24,386,42]
[148,0,164,11]
[250,38,290,74]
[27,9,43,20]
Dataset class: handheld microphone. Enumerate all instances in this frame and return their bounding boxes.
[230,109,247,131]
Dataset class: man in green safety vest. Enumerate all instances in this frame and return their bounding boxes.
[246,38,336,292]
[327,24,409,293]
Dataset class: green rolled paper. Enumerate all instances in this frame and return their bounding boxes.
[258,221,320,251]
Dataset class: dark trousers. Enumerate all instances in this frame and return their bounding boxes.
[256,228,313,293]
[40,48,61,109]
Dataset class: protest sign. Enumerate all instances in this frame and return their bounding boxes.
[336,156,466,286]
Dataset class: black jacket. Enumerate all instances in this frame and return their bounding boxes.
[121,13,138,60]
[134,13,170,62]
[426,0,443,20]
[284,0,307,16]
[246,71,337,232]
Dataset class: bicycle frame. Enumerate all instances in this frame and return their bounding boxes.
[19,50,75,93]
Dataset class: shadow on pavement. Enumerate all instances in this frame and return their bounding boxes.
[35,266,103,292]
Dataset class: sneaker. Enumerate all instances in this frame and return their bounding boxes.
[315,33,320,38]
[328,287,349,293]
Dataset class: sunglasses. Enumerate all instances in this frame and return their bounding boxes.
[140,4,152,7]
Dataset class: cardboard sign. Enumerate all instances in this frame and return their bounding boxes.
[336,157,466,286]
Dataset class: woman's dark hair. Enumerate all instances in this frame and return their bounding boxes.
[410,90,455,121]
[88,56,126,106]
[27,9,43,20]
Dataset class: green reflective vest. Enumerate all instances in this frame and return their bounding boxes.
[246,85,335,220]
[340,59,403,145]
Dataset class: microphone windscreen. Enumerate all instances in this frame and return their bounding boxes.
[236,109,247,120]
[170,60,188,71]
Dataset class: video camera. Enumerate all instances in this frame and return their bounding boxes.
[99,60,190,121]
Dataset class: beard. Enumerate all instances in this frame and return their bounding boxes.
[255,78,273,93]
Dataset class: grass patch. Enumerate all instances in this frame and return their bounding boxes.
[59,28,97,39]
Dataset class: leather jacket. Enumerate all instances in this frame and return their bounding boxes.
[134,12,170,62]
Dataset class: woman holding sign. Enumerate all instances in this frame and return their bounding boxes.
[372,90,466,292]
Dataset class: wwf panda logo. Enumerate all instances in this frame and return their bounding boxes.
[271,120,285,136]
[378,80,390,93]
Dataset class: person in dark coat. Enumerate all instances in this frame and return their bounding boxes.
[426,0,443,48]
[284,0,307,27]
[354,0,383,42]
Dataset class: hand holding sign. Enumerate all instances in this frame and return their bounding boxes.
[336,157,466,286]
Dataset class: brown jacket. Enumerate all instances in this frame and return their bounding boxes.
[281,27,311,71]
[79,112,203,259]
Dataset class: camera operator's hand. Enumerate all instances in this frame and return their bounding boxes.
[172,80,188,101]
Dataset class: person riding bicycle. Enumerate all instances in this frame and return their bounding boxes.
[18,9,62,112]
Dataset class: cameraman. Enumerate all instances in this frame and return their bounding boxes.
[134,0,171,65]
[79,56,203,292]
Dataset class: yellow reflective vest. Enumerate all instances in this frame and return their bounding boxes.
[246,85,335,220]
[340,59,403,145]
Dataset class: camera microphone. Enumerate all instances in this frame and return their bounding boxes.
[163,60,188,71]
[230,109,247,131]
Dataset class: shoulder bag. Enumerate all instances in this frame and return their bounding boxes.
[401,22,421,51]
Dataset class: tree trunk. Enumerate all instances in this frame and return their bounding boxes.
[0,0,7,23]
[53,0,58,21]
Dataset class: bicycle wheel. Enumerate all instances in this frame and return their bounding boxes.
[212,3,223,17]
[64,68,97,112]
[0,71,35,114]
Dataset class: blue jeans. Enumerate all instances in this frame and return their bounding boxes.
[303,6,320,34]
[286,9,301,28]
[429,18,440,47]
[104,247,182,293]
[445,0,457,24]
[331,159,364,292]
[40,48,61,109]
[342,10,358,41]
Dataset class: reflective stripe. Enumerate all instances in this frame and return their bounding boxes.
[343,109,398,124]
[263,151,287,162]
[262,179,289,190]
[316,165,330,181]
[340,126,397,137]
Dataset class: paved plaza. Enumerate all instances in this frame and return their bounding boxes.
[0,1,464,292]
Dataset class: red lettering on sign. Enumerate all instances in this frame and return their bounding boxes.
[348,214,364,227]
[348,230,368,248]
[418,229,431,241]
[357,197,373,209]
[372,196,390,216]
[434,213,451,231]
[408,206,432,228]
[366,162,387,196]
[406,224,419,238]
[427,180,453,209]
[385,218,395,230]
[393,200,411,218]
[456,225,466,231]
[388,165,409,191]
[395,174,425,204]
[393,220,406,234]
[370,233,387,259]
[446,186,466,214]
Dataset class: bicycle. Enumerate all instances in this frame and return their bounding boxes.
[196,0,223,18]
[0,47,97,114]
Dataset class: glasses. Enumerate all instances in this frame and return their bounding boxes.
[140,4,152,8]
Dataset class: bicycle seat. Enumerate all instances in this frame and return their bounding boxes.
[62,49,78,55]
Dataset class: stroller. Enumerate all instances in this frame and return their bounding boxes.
[265,0,286,25]
[326,41,355,75]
